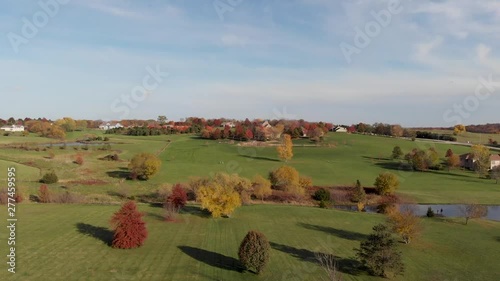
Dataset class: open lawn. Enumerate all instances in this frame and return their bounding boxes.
[0,131,499,203]
[1,203,499,281]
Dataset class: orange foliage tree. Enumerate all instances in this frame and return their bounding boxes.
[110,201,148,249]
[277,134,293,162]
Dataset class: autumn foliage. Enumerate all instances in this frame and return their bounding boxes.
[277,134,293,162]
[38,184,52,203]
[238,231,271,274]
[110,201,148,249]
[128,153,162,180]
[167,183,188,209]
[197,183,241,218]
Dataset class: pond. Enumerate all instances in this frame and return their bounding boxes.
[40,142,113,147]
[334,204,500,222]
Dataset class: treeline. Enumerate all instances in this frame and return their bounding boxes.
[415,131,457,142]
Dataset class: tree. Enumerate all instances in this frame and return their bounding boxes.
[157,115,168,125]
[252,175,272,201]
[390,125,404,137]
[446,154,461,171]
[38,184,52,203]
[426,207,435,218]
[355,224,404,278]
[40,171,58,184]
[405,149,428,171]
[128,153,162,180]
[110,201,148,249]
[471,145,490,177]
[374,173,399,195]
[197,183,241,218]
[277,134,293,162]
[55,117,77,132]
[167,183,187,209]
[351,180,366,211]
[458,203,488,225]
[426,148,440,168]
[238,231,270,274]
[445,148,454,158]
[491,166,500,184]
[453,124,466,135]
[315,252,342,281]
[268,166,304,195]
[387,207,421,244]
[391,146,403,159]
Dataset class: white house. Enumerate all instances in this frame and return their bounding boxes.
[221,122,235,128]
[0,125,25,132]
[333,126,348,133]
[261,121,272,129]
[99,122,123,130]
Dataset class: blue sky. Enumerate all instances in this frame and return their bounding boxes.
[1,0,499,126]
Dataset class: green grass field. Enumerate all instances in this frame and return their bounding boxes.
[1,204,498,281]
[0,131,499,204]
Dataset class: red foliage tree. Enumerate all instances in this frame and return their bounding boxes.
[167,183,188,209]
[38,184,51,203]
[110,201,148,249]
[245,129,254,140]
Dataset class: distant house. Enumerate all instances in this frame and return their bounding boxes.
[221,122,235,128]
[0,125,25,132]
[261,121,272,129]
[333,126,348,133]
[99,122,123,130]
[460,153,500,170]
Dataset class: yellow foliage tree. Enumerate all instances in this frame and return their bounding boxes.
[453,124,466,135]
[374,172,400,195]
[128,153,162,180]
[252,175,272,201]
[269,166,305,196]
[277,134,293,162]
[387,207,421,244]
[197,183,241,218]
[471,144,490,177]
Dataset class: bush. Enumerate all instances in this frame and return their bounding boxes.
[238,231,271,274]
[374,172,399,195]
[0,190,8,205]
[54,191,84,204]
[38,184,52,203]
[111,201,148,249]
[426,207,435,218]
[75,155,84,165]
[351,180,366,203]
[313,188,330,202]
[269,166,305,196]
[84,194,115,204]
[252,175,272,201]
[128,153,162,180]
[14,193,24,203]
[197,183,241,218]
[167,183,187,209]
[299,176,313,188]
[40,171,58,184]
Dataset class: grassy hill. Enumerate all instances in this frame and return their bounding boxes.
[1,204,498,281]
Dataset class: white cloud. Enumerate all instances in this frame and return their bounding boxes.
[477,44,491,64]
[414,37,444,63]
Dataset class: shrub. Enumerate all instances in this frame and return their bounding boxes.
[111,201,148,249]
[128,153,162,180]
[47,152,55,159]
[252,175,272,201]
[75,155,84,165]
[84,194,115,204]
[374,172,399,195]
[269,166,304,196]
[238,231,271,274]
[0,190,8,205]
[40,171,58,184]
[426,207,435,218]
[54,191,84,204]
[164,202,179,222]
[351,180,366,204]
[14,193,24,203]
[313,188,330,202]
[167,183,187,209]
[299,176,313,188]
[38,184,52,203]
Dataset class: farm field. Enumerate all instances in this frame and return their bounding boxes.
[0,204,499,281]
[0,131,499,204]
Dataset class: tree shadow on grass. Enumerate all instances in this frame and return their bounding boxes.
[239,154,280,162]
[298,223,368,241]
[270,242,363,276]
[178,246,243,272]
[495,236,500,242]
[146,212,165,221]
[106,170,130,179]
[76,223,113,246]
[180,205,211,218]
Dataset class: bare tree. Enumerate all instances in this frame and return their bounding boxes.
[458,203,488,225]
[315,252,343,281]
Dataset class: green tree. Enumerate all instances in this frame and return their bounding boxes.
[128,153,162,180]
[55,117,77,132]
[40,171,58,184]
[157,115,168,125]
[238,231,271,274]
[374,172,399,195]
[391,146,403,159]
[356,224,404,278]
